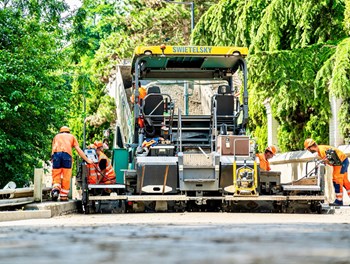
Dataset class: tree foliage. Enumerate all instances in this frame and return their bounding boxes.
[0,1,69,186]
[345,0,350,34]
[67,0,213,147]
[4,0,350,186]
[192,0,270,47]
[193,0,348,151]
[250,45,335,151]
[90,0,193,82]
[0,0,214,186]
[315,38,350,139]
[251,0,345,52]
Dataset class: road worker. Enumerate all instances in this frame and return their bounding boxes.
[257,145,277,171]
[88,141,116,185]
[51,126,92,201]
[304,138,350,206]
[130,81,147,104]
[130,81,147,154]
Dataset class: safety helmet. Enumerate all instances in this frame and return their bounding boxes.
[88,144,96,149]
[59,126,70,133]
[266,145,277,155]
[304,138,316,149]
[94,141,103,149]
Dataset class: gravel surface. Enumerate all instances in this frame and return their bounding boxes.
[0,212,350,264]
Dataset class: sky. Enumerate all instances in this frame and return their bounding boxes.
[65,0,82,10]
[61,0,82,18]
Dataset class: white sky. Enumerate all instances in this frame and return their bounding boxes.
[65,0,82,10]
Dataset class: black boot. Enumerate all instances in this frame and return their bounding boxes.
[329,199,343,206]
[51,189,60,201]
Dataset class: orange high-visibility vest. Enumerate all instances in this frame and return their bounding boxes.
[87,163,98,184]
[131,87,147,104]
[87,152,116,184]
[98,152,116,184]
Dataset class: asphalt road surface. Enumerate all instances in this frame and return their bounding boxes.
[0,212,350,264]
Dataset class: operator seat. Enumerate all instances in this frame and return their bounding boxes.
[142,86,164,138]
[147,86,161,94]
[216,85,235,115]
[143,86,164,122]
[212,85,238,133]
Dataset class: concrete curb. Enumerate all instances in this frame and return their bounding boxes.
[0,210,51,222]
[0,200,79,222]
[333,206,350,215]
[24,200,79,217]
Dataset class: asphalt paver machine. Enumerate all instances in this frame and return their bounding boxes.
[77,45,327,213]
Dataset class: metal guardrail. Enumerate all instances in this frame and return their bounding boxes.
[0,168,51,208]
[0,197,35,208]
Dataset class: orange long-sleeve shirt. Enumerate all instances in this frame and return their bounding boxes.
[317,145,347,166]
[257,153,271,171]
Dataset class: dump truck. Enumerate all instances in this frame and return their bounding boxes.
[76,45,328,214]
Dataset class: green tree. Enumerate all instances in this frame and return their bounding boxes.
[66,0,214,146]
[0,1,69,186]
[192,0,348,151]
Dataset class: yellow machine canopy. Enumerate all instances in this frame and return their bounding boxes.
[131,45,248,80]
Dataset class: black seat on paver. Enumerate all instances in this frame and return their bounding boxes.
[212,85,239,133]
[143,86,164,122]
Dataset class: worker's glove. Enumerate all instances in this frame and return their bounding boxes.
[315,158,325,165]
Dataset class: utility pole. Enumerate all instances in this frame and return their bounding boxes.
[164,1,194,33]
[83,80,86,149]
[78,73,88,149]
[164,1,195,115]
[190,2,194,32]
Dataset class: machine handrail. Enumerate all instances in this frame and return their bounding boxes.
[177,108,182,152]
[233,137,255,158]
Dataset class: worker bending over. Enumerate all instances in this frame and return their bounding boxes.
[51,126,92,201]
[304,138,350,206]
[88,141,116,185]
[257,145,277,171]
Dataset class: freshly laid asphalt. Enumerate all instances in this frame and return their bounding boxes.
[0,211,349,264]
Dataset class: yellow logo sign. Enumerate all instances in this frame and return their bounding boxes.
[172,46,213,53]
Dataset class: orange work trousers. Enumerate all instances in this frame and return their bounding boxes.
[332,158,350,201]
[52,152,73,197]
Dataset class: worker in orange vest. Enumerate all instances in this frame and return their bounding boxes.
[88,141,116,185]
[257,145,277,171]
[304,138,350,206]
[51,126,92,201]
[130,81,147,105]
[130,81,148,154]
